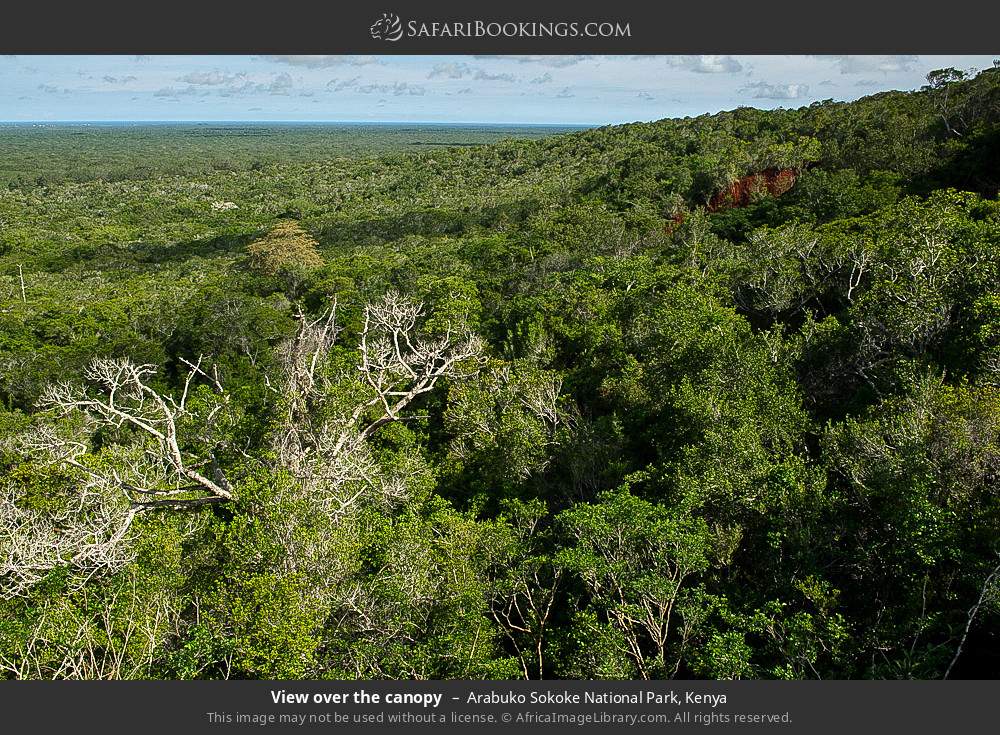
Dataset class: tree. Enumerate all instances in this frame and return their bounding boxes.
[445,360,570,494]
[245,220,324,296]
[555,489,725,679]
[1,292,485,600]
[481,499,562,679]
[2,356,231,598]
[924,68,969,138]
[824,374,1000,677]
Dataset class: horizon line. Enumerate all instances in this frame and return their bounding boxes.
[0,119,601,127]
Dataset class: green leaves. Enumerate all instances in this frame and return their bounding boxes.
[554,490,723,678]
[4,66,1000,681]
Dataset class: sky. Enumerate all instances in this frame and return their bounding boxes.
[1,55,997,124]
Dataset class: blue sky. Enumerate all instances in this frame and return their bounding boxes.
[2,55,997,124]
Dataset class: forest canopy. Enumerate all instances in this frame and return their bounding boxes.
[1,66,999,680]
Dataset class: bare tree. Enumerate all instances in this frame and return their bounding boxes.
[32,356,233,507]
[2,291,485,599]
[0,480,135,599]
[2,356,230,598]
[273,291,484,521]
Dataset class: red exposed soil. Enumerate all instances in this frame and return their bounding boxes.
[707,167,799,212]
[666,167,799,232]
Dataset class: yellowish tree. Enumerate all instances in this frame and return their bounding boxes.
[246,220,324,294]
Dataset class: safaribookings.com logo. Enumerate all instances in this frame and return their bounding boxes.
[370,13,631,41]
[370,13,404,41]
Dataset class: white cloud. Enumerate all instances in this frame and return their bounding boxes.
[474,70,517,82]
[153,86,192,98]
[356,82,426,96]
[265,72,293,95]
[817,55,920,74]
[263,55,382,68]
[428,62,473,79]
[666,55,743,73]
[742,81,810,100]
[327,76,360,91]
[178,71,245,86]
[474,55,586,67]
[427,63,519,83]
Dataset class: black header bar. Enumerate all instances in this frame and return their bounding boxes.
[2,0,999,54]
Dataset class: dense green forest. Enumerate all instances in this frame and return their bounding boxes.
[1,65,998,680]
[0,122,583,188]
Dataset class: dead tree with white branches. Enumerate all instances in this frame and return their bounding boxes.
[272,291,484,521]
[2,356,231,598]
[2,291,485,599]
